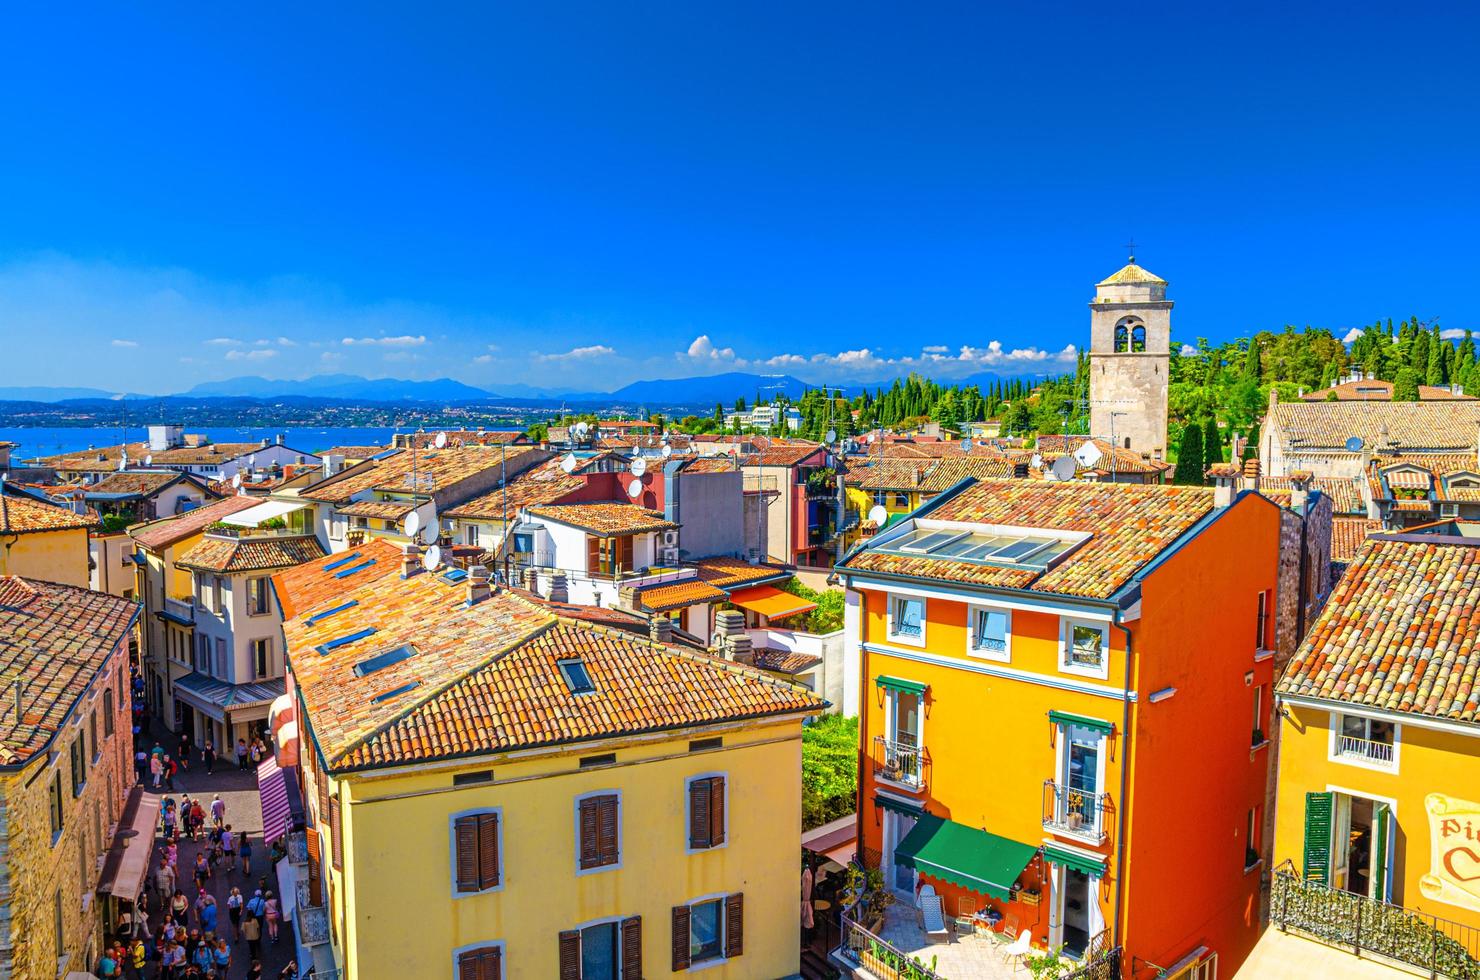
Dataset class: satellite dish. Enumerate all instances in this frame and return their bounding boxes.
[661,445,673,459]
[961,440,974,453]
[629,457,648,478]
[1031,453,1044,470]
[573,421,589,438]
[403,511,422,537]
[561,454,578,474]
[434,431,448,449]
[825,429,837,445]
[1051,456,1079,482]
[627,480,644,499]
[1074,442,1104,469]
[422,545,443,572]
[231,472,243,488]
[1345,436,1365,452]
[144,454,153,466]
[867,504,889,526]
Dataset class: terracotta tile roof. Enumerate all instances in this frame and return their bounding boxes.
[854,459,930,491]
[128,495,261,551]
[0,491,97,535]
[320,445,392,460]
[177,534,325,574]
[680,456,740,474]
[275,546,820,771]
[918,456,1023,492]
[86,471,192,496]
[1258,475,1366,514]
[336,500,415,520]
[399,430,527,449]
[1300,379,1475,402]
[0,577,137,765]
[443,457,584,519]
[1330,518,1381,563]
[635,579,727,613]
[744,445,826,467]
[148,442,270,465]
[841,479,1219,599]
[31,442,150,472]
[693,557,789,589]
[304,447,539,504]
[1206,463,1241,479]
[1278,535,1480,723]
[747,650,822,674]
[526,503,676,536]
[1267,401,1480,452]
[273,539,405,620]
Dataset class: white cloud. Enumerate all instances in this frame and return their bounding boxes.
[537,344,616,361]
[1342,328,1364,344]
[341,334,426,346]
[922,344,949,354]
[1180,343,1198,357]
[1441,328,1471,341]
[276,336,298,347]
[686,335,737,361]
[485,343,500,352]
[205,337,243,346]
[226,348,278,361]
[320,351,344,364]
[110,338,138,348]
[473,354,495,364]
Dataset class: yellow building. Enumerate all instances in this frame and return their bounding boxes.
[274,538,823,980]
[1251,531,1480,977]
[0,487,96,587]
[0,577,139,978]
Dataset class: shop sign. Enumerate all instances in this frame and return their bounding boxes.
[1421,793,1480,913]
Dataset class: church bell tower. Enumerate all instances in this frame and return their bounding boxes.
[1089,255,1171,459]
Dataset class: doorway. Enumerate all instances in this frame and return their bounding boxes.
[882,811,918,900]
[1061,870,1091,958]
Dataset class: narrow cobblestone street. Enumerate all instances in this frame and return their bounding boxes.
[132,727,298,979]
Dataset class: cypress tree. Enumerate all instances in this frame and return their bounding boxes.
[1393,366,1421,401]
[1173,422,1205,485]
[1243,340,1261,381]
[1202,416,1222,464]
[1427,331,1447,386]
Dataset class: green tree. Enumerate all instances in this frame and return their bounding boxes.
[712,402,724,422]
[1202,416,1222,464]
[1243,340,1261,381]
[1393,366,1421,401]
[801,714,858,830]
[1173,421,1205,485]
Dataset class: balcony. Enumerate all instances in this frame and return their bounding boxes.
[1042,780,1110,844]
[1336,735,1395,767]
[873,736,926,790]
[163,596,195,624]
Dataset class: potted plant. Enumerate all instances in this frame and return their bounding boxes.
[840,866,894,933]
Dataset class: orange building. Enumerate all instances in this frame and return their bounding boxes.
[837,478,1285,978]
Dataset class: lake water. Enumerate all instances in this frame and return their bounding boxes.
[0,425,518,462]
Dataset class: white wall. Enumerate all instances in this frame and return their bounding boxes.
[842,587,861,717]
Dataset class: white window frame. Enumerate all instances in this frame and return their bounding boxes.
[879,687,925,790]
[573,789,623,877]
[886,593,926,648]
[1060,618,1110,681]
[564,915,629,979]
[682,891,733,971]
[448,807,506,900]
[684,772,730,855]
[1052,721,1108,843]
[247,576,270,616]
[1328,711,1401,773]
[967,603,1011,663]
[465,524,480,547]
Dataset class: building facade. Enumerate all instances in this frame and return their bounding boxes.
[1089,258,1172,459]
[0,488,96,588]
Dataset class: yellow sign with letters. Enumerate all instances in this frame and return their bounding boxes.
[1422,793,1480,914]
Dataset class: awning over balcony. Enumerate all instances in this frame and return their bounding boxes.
[97,785,162,899]
[895,814,1038,901]
[258,756,305,849]
[876,675,926,696]
[1043,843,1107,877]
[220,498,310,527]
[874,793,924,817]
[728,584,816,620]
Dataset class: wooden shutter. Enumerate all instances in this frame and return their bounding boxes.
[619,535,634,571]
[558,930,581,980]
[598,795,619,865]
[457,948,480,980]
[305,826,323,905]
[454,816,480,892]
[689,779,712,849]
[709,776,726,846]
[477,813,500,889]
[1303,791,1334,884]
[329,797,343,870]
[671,905,691,971]
[586,536,601,574]
[621,915,642,979]
[724,893,743,958]
[1373,802,1392,902]
[316,764,329,821]
[579,798,601,869]
[457,947,500,980]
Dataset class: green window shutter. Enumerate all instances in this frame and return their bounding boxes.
[1303,791,1334,885]
[1372,802,1391,902]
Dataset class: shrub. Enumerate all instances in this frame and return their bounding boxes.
[778,577,845,634]
[802,714,858,830]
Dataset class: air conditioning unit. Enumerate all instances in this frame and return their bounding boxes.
[660,547,680,565]
[662,530,679,547]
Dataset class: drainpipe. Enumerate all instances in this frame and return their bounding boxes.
[1112,614,1134,953]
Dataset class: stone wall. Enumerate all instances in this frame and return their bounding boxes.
[1090,354,1170,458]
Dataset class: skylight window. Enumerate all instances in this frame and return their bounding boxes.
[352,645,416,677]
[880,525,1085,571]
[317,628,377,655]
[899,530,968,553]
[322,551,362,572]
[558,659,597,695]
[334,558,378,579]
[305,600,358,626]
[440,568,468,584]
[371,681,420,703]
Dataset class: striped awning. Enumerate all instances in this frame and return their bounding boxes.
[257,756,304,848]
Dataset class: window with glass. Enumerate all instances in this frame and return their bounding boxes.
[1065,622,1106,671]
[885,689,922,785]
[253,638,272,678]
[579,921,618,980]
[890,596,923,641]
[212,576,226,612]
[689,898,724,965]
[465,524,480,547]
[1063,725,1101,828]
[1337,714,1396,765]
[971,608,1008,656]
[247,577,269,616]
[893,492,910,508]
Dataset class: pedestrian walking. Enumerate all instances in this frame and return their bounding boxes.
[222,826,236,872]
[227,887,243,942]
[150,752,163,789]
[169,889,188,925]
[200,893,218,935]
[156,858,176,905]
[240,833,254,877]
[210,794,225,827]
[242,909,263,961]
[129,938,147,980]
[203,738,216,774]
[163,754,177,791]
[190,799,206,841]
[250,738,264,765]
[135,748,148,784]
[236,738,249,769]
[177,731,191,770]
[213,938,231,975]
[264,891,280,943]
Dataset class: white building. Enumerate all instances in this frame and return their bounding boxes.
[724,404,802,433]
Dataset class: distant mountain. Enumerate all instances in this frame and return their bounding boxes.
[607,372,818,406]
[0,385,125,401]
[185,374,495,401]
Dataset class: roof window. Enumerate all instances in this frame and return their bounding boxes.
[371,681,420,703]
[317,628,377,655]
[322,551,361,572]
[352,645,416,677]
[879,523,1086,571]
[558,659,597,695]
[333,558,378,579]
[305,600,358,626]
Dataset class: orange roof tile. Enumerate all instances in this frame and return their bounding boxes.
[336,500,416,521]
[526,503,676,536]
[303,447,539,504]
[634,579,728,613]
[1330,518,1381,563]
[0,491,97,535]
[177,534,325,573]
[128,495,261,551]
[693,557,789,589]
[443,456,585,519]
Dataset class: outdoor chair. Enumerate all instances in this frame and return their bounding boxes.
[953,895,977,936]
[919,893,949,942]
[995,912,1021,945]
[1003,928,1033,971]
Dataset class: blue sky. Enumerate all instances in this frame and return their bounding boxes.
[1,3,1478,394]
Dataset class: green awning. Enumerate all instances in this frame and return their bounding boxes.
[894,814,1038,901]
[1042,843,1107,877]
[876,675,927,696]
[874,794,924,818]
[1048,710,1114,735]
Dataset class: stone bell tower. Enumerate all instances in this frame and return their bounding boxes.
[1089,255,1171,459]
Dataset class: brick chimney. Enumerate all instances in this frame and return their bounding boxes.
[1206,464,1240,508]
[547,572,568,604]
[712,609,750,661]
[400,542,423,579]
[465,565,491,606]
[1242,457,1261,493]
[1289,470,1314,515]
[522,567,540,593]
[649,616,673,644]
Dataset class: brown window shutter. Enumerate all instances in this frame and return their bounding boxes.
[305,827,323,905]
[586,536,600,572]
[621,916,642,979]
[456,948,481,980]
[454,816,480,892]
[688,778,711,849]
[478,947,502,980]
[558,930,581,980]
[329,797,343,870]
[724,893,743,958]
[316,764,329,820]
[578,798,600,869]
[619,535,634,571]
[477,812,500,889]
[671,905,691,971]
[710,776,726,846]
[597,795,619,865]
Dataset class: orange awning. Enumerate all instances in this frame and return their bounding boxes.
[728,584,816,620]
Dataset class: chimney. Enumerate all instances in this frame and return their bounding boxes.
[1268,386,1279,411]
[547,572,568,604]
[1207,465,1239,508]
[260,438,270,448]
[1242,457,1261,493]
[712,609,748,660]
[617,585,641,612]
[323,455,344,478]
[649,616,673,645]
[1289,470,1313,514]
[276,434,284,446]
[465,565,491,606]
[400,542,422,579]
[521,567,540,593]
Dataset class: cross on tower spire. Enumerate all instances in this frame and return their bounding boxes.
[1124,238,1137,264]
